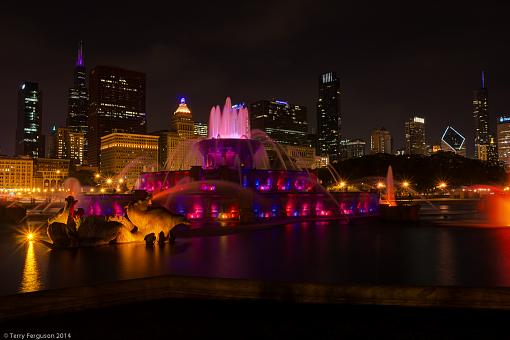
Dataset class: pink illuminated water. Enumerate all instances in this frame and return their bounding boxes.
[208,97,250,139]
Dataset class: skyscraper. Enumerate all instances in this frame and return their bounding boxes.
[473,71,489,160]
[87,66,146,167]
[46,125,58,158]
[154,98,201,170]
[370,128,392,154]
[16,82,44,157]
[404,116,427,155]
[250,99,308,146]
[67,42,89,135]
[497,114,510,169]
[170,98,195,139]
[317,72,341,163]
[488,135,499,165]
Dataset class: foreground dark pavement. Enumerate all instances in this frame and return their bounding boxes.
[2,298,509,340]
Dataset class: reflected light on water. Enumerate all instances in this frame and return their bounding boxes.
[20,241,42,293]
[486,195,510,226]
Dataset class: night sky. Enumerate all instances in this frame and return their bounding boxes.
[1,2,509,157]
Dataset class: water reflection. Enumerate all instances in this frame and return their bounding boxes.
[6,216,510,296]
[20,241,42,293]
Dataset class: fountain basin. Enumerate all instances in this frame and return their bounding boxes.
[379,204,420,222]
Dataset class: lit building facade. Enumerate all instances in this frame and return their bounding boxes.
[440,126,466,157]
[315,155,329,168]
[317,72,341,163]
[0,157,34,190]
[87,66,146,166]
[473,71,489,160]
[250,99,308,146]
[56,127,85,165]
[497,114,510,169]
[16,82,44,158]
[370,128,392,154]
[33,158,70,190]
[488,135,499,165]
[194,122,208,137]
[345,139,366,159]
[100,132,158,187]
[405,116,427,155]
[66,41,89,161]
[432,144,442,153]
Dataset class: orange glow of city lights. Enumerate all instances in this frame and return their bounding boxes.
[438,182,447,189]
[377,182,385,189]
[402,181,409,188]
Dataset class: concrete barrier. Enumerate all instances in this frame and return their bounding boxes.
[2,275,510,321]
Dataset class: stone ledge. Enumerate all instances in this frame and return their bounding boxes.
[2,275,510,321]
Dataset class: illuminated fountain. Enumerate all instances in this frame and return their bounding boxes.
[138,97,379,224]
[384,165,396,207]
[379,165,420,221]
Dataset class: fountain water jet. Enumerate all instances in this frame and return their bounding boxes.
[386,165,397,207]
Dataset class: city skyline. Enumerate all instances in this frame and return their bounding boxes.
[1,3,509,157]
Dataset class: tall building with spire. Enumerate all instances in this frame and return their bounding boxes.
[473,70,489,160]
[66,41,88,164]
[317,72,341,163]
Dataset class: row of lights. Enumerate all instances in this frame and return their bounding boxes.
[0,187,70,193]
